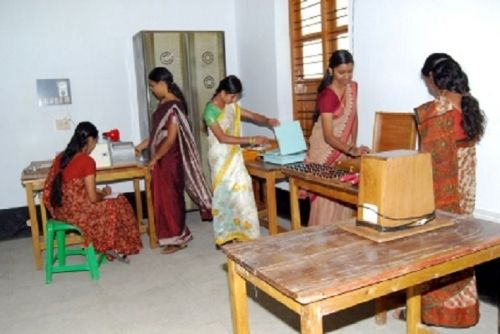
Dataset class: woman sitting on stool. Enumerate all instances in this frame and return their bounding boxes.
[43,121,142,263]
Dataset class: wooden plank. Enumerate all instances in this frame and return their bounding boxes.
[223,216,500,304]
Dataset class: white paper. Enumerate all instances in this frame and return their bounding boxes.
[362,203,378,224]
[104,192,121,199]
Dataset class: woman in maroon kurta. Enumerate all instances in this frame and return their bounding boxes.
[43,122,142,262]
[135,67,212,254]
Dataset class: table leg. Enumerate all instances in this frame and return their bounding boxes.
[406,286,435,334]
[301,304,323,334]
[406,286,420,334]
[26,184,42,270]
[228,259,250,334]
[374,298,387,325]
[133,179,143,227]
[496,264,499,334]
[265,174,278,235]
[289,178,301,230]
[144,170,157,248]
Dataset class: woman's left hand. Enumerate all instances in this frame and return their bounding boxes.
[102,185,112,196]
[359,145,371,154]
[349,145,370,157]
[149,157,158,171]
[267,118,280,127]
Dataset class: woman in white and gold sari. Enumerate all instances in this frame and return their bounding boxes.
[203,75,279,246]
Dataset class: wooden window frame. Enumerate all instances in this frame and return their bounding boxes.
[289,0,349,139]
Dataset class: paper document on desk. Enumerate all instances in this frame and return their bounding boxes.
[273,120,307,155]
[263,121,306,165]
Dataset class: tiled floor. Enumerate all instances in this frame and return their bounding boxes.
[0,213,497,333]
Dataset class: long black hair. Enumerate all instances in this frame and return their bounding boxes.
[213,75,243,98]
[148,67,188,114]
[50,121,98,208]
[314,50,354,122]
[421,53,486,141]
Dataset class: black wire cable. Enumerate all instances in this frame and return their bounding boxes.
[356,204,436,232]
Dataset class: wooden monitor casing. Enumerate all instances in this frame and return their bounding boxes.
[357,150,435,228]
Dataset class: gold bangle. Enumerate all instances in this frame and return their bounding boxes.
[249,137,255,145]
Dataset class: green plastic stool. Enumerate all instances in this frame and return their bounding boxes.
[45,219,106,284]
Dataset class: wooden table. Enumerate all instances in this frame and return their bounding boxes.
[245,160,287,235]
[223,213,500,334]
[282,168,358,230]
[21,164,157,270]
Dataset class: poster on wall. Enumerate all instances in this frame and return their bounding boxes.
[36,78,72,107]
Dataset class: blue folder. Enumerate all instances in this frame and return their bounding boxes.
[263,121,307,165]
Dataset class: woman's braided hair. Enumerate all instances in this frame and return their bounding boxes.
[422,53,486,141]
[50,121,98,208]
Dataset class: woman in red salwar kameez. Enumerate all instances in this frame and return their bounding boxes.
[43,122,142,263]
[135,67,212,254]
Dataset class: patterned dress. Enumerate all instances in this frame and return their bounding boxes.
[415,96,479,328]
[203,102,260,245]
[43,154,142,256]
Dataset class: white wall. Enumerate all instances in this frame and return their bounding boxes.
[3,0,499,222]
[235,0,293,137]
[0,0,239,209]
[352,0,500,220]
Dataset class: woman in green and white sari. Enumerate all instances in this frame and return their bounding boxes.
[203,75,279,246]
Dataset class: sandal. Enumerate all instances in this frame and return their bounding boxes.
[161,243,187,255]
[106,250,131,264]
[392,308,406,321]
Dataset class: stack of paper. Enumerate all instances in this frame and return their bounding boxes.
[263,121,307,165]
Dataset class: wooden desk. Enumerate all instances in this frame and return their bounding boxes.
[282,168,358,230]
[223,213,500,334]
[21,164,157,270]
[245,160,287,235]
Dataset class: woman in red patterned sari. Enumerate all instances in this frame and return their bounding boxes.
[395,53,486,327]
[43,122,142,263]
[306,50,370,226]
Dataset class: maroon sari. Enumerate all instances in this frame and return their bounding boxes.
[149,101,212,247]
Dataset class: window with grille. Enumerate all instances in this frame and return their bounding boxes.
[289,0,349,139]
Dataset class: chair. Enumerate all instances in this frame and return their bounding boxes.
[371,112,417,152]
[45,219,106,284]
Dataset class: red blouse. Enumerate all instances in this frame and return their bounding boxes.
[57,154,96,181]
[317,88,341,116]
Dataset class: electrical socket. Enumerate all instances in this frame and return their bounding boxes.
[56,117,71,130]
